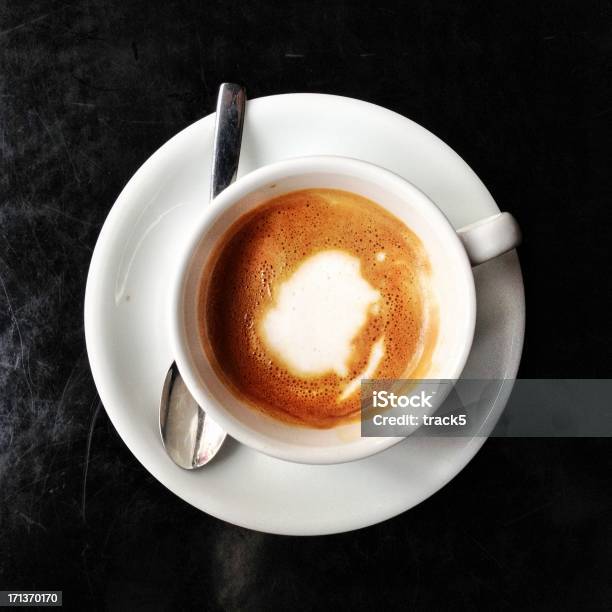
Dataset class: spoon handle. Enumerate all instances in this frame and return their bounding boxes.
[210,83,246,201]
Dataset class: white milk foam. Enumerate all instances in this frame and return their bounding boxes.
[260,250,382,378]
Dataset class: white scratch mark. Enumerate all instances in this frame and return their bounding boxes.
[0,12,52,39]
[17,511,47,532]
[0,272,35,409]
[81,400,101,522]
[32,110,81,184]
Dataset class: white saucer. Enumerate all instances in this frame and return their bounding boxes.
[85,94,524,535]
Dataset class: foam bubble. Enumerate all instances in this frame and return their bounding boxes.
[260,250,381,377]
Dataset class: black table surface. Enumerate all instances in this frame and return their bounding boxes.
[1,1,611,609]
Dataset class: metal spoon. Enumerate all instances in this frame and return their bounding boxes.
[160,83,246,469]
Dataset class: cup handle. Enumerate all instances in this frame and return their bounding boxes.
[457,212,521,266]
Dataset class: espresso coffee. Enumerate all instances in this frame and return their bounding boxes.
[198,188,438,428]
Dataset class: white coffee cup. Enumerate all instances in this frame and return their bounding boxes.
[170,156,520,464]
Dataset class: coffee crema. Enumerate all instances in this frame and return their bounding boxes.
[198,188,438,428]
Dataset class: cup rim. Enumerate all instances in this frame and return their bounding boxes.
[170,155,476,464]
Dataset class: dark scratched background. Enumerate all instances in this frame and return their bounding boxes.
[1,1,611,609]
